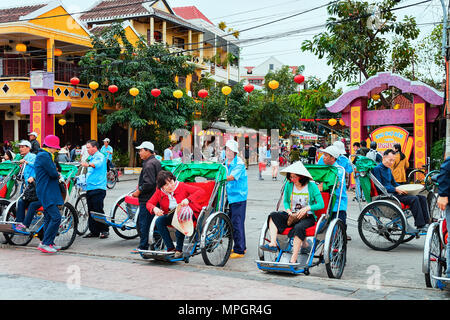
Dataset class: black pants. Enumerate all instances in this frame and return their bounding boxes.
[394,194,429,227]
[269,211,315,241]
[87,189,109,235]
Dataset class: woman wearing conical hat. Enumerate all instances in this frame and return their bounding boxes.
[260,161,324,264]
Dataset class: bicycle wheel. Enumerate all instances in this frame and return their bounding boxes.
[358,201,406,251]
[427,192,440,223]
[424,223,445,288]
[201,212,233,267]
[111,197,138,239]
[0,199,10,244]
[74,193,89,235]
[407,170,426,184]
[54,203,78,250]
[3,205,33,246]
[424,170,439,192]
[106,170,117,189]
[324,219,347,279]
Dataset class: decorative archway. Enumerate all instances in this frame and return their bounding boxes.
[326,72,444,169]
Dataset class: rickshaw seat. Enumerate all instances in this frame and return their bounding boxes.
[167,180,216,230]
[370,179,410,210]
[280,192,331,237]
[124,196,139,206]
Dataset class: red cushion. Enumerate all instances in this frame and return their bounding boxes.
[400,203,410,210]
[184,181,215,209]
[125,196,139,206]
[370,180,378,197]
[0,185,7,198]
[443,219,448,245]
[279,192,330,237]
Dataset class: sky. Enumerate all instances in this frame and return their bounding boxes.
[11,0,445,90]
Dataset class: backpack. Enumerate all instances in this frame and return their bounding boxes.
[367,149,382,163]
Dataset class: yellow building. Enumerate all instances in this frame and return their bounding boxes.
[0,0,240,149]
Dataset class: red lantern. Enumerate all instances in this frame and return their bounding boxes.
[198,89,208,110]
[244,84,254,103]
[70,77,80,86]
[198,89,208,99]
[151,88,161,107]
[108,85,118,94]
[294,74,305,84]
[244,84,254,93]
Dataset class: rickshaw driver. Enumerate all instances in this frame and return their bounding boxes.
[319,146,350,239]
[436,156,450,279]
[372,149,429,233]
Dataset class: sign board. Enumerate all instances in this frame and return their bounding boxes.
[370,126,410,153]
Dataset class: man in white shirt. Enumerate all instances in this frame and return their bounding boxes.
[163,144,174,160]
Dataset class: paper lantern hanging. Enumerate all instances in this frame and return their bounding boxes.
[372,94,380,101]
[70,77,80,86]
[244,84,254,103]
[328,118,337,126]
[58,118,67,134]
[151,88,161,107]
[198,89,208,110]
[89,81,99,91]
[54,48,63,57]
[16,43,26,53]
[268,80,279,101]
[393,104,400,110]
[129,87,139,105]
[339,119,345,126]
[108,85,118,94]
[294,74,305,84]
[221,86,231,105]
[173,90,183,109]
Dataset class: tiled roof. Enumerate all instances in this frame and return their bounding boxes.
[0,4,46,23]
[80,0,155,22]
[172,6,213,25]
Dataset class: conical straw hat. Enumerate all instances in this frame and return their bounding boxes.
[280,161,313,179]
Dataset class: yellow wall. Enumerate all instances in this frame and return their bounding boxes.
[30,6,90,39]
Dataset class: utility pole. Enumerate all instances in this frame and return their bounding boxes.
[440,0,450,158]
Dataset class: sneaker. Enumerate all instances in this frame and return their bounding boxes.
[99,232,109,239]
[50,244,62,251]
[405,223,418,234]
[229,252,245,259]
[15,224,29,233]
[38,243,57,254]
[174,251,183,259]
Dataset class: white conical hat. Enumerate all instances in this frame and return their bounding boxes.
[280,161,313,179]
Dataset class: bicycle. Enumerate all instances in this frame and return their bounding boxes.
[107,161,119,189]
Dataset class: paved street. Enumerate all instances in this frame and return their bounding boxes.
[1,165,449,300]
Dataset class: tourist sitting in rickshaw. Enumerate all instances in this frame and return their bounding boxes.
[260,161,324,264]
[146,170,205,259]
[372,149,430,233]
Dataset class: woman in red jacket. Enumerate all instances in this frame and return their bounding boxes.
[146,170,205,258]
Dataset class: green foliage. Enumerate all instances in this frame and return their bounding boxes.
[112,149,130,167]
[431,138,446,170]
[78,22,197,136]
[301,0,420,86]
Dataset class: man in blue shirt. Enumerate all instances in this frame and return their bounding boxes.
[100,138,113,171]
[372,149,429,233]
[82,140,109,239]
[224,139,248,259]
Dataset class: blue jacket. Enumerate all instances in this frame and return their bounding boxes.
[438,157,450,197]
[372,163,399,194]
[35,148,64,209]
[225,156,248,204]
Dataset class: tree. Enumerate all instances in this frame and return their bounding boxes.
[78,23,196,165]
[301,0,420,92]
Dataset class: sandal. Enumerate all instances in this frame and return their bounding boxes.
[259,244,278,252]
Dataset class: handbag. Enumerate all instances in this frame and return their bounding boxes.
[22,181,38,202]
[287,212,304,227]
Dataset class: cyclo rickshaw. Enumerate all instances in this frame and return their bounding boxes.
[0,162,78,250]
[255,164,347,279]
[0,161,22,200]
[138,161,233,267]
[90,159,182,240]
[423,208,449,289]
[353,156,429,251]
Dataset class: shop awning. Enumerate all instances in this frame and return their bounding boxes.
[290,130,319,140]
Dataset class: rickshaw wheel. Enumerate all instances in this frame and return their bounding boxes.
[427,193,440,223]
[324,219,347,279]
[111,197,139,240]
[74,193,89,235]
[54,203,78,250]
[358,201,406,251]
[257,221,279,262]
[201,212,233,267]
[424,223,445,288]
[0,199,11,244]
[3,205,33,246]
